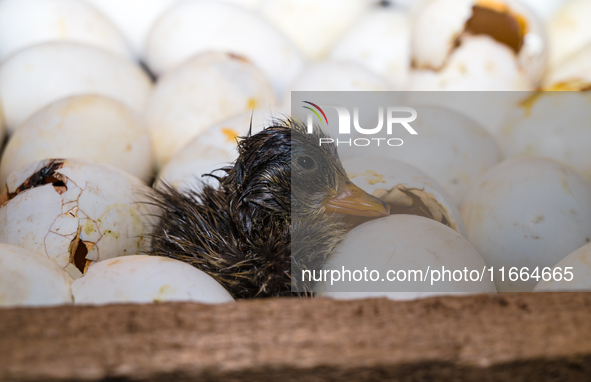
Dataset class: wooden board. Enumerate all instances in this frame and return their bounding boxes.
[1,293,590,381]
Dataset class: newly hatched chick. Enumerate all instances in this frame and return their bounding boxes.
[149,119,389,299]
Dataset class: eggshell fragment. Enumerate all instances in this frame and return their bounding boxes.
[0,159,160,279]
[461,157,591,292]
[0,95,154,186]
[260,0,370,60]
[145,1,304,97]
[316,215,496,300]
[0,42,152,134]
[329,8,410,90]
[342,105,501,206]
[145,52,275,169]
[156,110,279,191]
[0,243,74,307]
[533,243,591,292]
[72,255,234,305]
[547,0,591,69]
[342,157,466,236]
[0,0,132,62]
[500,92,591,182]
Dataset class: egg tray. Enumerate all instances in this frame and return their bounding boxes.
[1,293,590,382]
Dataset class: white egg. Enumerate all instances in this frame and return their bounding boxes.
[145,1,304,97]
[500,92,591,182]
[0,42,152,135]
[342,157,466,236]
[461,157,591,292]
[408,35,532,91]
[0,0,132,62]
[82,0,178,59]
[316,215,496,300]
[283,61,390,108]
[0,159,160,279]
[145,52,275,169]
[407,37,531,137]
[341,105,501,206]
[259,0,370,60]
[533,242,591,291]
[544,43,591,90]
[0,103,5,146]
[72,255,234,305]
[156,109,281,191]
[0,243,73,307]
[547,0,591,69]
[411,0,547,88]
[328,8,411,90]
[0,95,154,186]
[517,0,566,20]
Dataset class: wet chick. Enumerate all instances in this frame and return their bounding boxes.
[149,119,389,299]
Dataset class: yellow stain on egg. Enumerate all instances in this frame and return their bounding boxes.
[221,128,239,143]
[363,170,386,185]
[247,98,258,110]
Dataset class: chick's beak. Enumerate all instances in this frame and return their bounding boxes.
[324,179,390,217]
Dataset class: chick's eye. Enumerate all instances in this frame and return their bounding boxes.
[297,156,316,170]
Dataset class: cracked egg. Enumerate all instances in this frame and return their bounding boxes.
[534,242,591,292]
[0,95,155,186]
[500,92,591,183]
[0,159,160,279]
[461,157,591,292]
[328,7,411,90]
[315,215,496,301]
[0,243,73,307]
[144,52,276,170]
[342,157,466,237]
[411,0,547,88]
[0,42,152,135]
[0,0,133,63]
[145,1,304,97]
[156,110,279,192]
[72,255,234,305]
[341,105,502,206]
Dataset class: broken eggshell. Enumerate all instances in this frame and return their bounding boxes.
[500,92,591,182]
[145,1,304,97]
[0,42,152,134]
[0,159,160,279]
[342,157,466,237]
[461,157,591,292]
[145,52,276,169]
[0,0,132,62]
[411,0,547,87]
[341,105,502,206]
[0,95,155,186]
[328,7,411,90]
[315,215,495,300]
[156,109,279,192]
[72,255,234,305]
[259,0,370,60]
[533,242,591,292]
[0,243,74,307]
